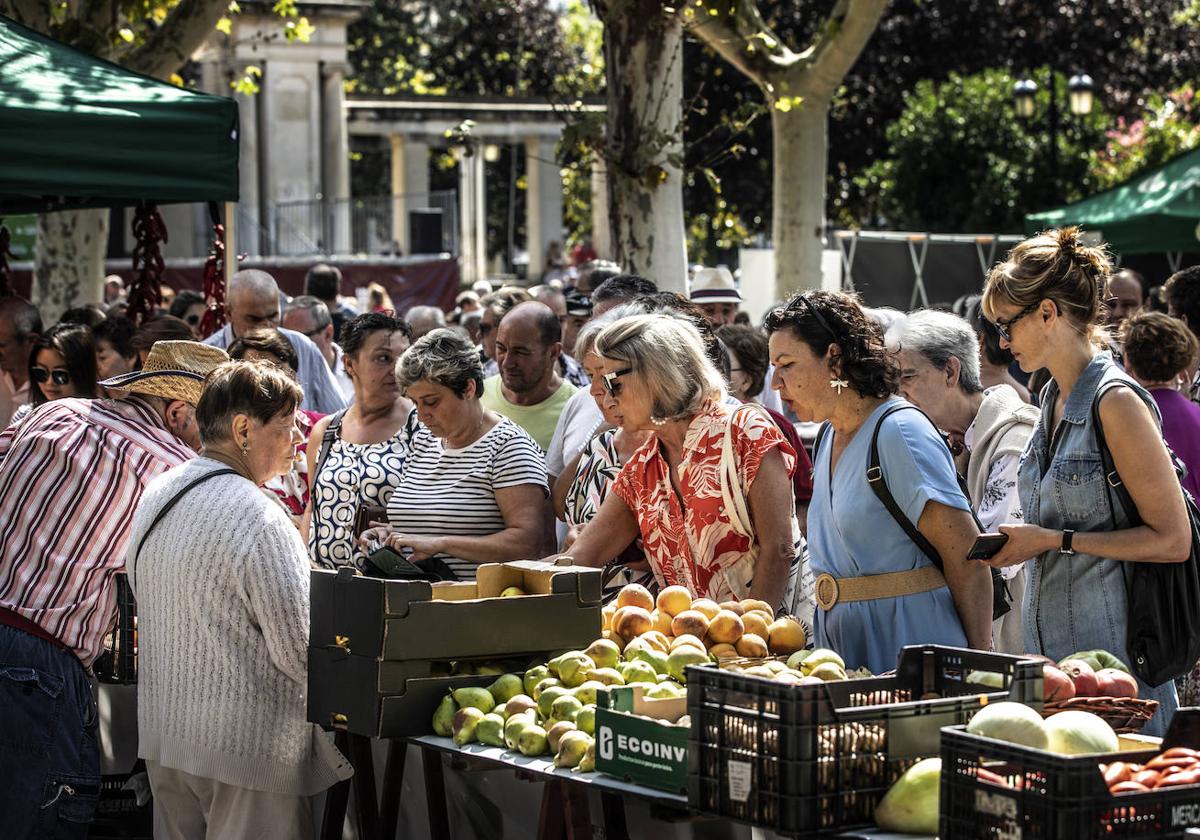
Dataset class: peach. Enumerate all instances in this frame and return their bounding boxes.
[671,633,706,652]
[741,611,770,640]
[638,630,671,654]
[740,599,774,618]
[612,606,653,640]
[616,583,655,612]
[706,610,745,645]
[708,643,739,659]
[767,617,806,655]
[735,633,769,658]
[691,599,721,621]
[718,600,746,616]
[601,602,617,632]
[649,608,674,636]
[655,585,693,617]
[671,609,710,639]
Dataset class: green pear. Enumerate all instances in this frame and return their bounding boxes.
[584,638,621,670]
[577,740,596,773]
[453,660,476,675]
[487,673,524,705]
[452,687,496,714]
[632,648,669,675]
[476,663,505,676]
[452,707,485,746]
[475,713,506,747]
[667,646,711,683]
[523,665,551,696]
[586,667,625,686]
[504,712,535,749]
[786,649,814,670]
[623,637,653,662]
[656,673,675,683]
[800,649,845,676]
[622,659,659,685]
[572,680,606,707]
[575,705,596,736]
[550,653,594,688]
[554,730,593,769]
[503,694,537,720]
[550,694,584,724]
[532,677,562,702]
[537,686,571,719]
[546,720,577,753]
[645,682,686,700]
[516,724,549,757]
[431,693,457,737]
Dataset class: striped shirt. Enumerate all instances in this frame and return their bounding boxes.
[386,418,548,581]
[0,396,195,667]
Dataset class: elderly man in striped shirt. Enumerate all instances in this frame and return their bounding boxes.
[0,340,228,836]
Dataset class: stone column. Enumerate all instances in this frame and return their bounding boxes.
[459,147,487,284]
[590,156,612,261]
[234,63,261,255]
[525,137,563,279]
[389,135,431,255]
[321,62,352,254]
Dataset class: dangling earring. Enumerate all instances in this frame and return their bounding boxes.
[241,440,249,455]
[829,377,849,395]
[650,415,667,427]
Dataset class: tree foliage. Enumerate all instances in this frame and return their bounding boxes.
[1089,84,1200,190]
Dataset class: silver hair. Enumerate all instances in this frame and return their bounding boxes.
[227,269,279,307]
[405,305,446,329]
[285,295,332,330]
[594,313,726,421]
[572,301,652,360]
[395,327,484,399]
[887,309,984,393]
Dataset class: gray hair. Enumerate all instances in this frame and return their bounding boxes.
[405,304,446,330]
[594,313,725,421]
[228,269,279,300]
[887,309,984,393]
[0,296,43,338]
[395,327,484,399]
[285,295,332,330]
[573,301,652,360]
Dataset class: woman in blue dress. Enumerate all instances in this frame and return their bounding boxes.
[980,227,1189,735]
[765,292,993,675]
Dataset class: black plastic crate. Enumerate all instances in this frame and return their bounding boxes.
[686,644,1043,837]
[94,573,137,685]
[940,707,1200,839]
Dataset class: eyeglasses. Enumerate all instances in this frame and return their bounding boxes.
[184,314,201,326]
[993,302,1041,342]
[32,367,71,386]
[601,367,634,397]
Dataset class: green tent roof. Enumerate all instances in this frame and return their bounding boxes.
[0,13,238,214]
[1025,146,1200,254]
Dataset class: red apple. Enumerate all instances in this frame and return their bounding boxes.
[1060,658,1099,697]
[1043,664,1076,702]
[1096,668,1139,699]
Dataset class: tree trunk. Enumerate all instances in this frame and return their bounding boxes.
[598,3,687,293]
[772,99,830,299]
[33,209,109,322]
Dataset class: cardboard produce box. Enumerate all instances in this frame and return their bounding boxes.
[595,684,689,793]
[310,560,602,661]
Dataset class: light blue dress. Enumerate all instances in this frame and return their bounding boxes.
[1019,353,1178,736]
[808,398,971,675]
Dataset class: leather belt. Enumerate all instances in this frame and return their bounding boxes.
[814,566,946,611]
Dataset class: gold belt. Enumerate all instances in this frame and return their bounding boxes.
[814,566,946,611]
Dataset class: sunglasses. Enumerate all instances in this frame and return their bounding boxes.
[184,314,201,326]
[32,367,71,386]
[601,367,634,397]
[993,302,1041,342]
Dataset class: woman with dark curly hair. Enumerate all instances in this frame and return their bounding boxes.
[765,291,992,673]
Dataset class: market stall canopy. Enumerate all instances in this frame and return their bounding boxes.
[1025,147,1200,254]
[0,13,238,215]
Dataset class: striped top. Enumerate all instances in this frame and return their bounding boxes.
[0,396,195,667]
[386,418,548,581]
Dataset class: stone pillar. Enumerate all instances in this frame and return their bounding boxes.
[590,156,612,261]
[234,63,261,255]
[525,137,563,279]
[459,147,487,284]
[321,62,351,254]
[389,135,431,255]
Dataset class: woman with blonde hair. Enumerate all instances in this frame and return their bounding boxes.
[981,227,1190,735]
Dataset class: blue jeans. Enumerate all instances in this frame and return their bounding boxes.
[0,625,100,838]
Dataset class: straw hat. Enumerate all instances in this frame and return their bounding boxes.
[689,266,741,304]
[100,341,229,406]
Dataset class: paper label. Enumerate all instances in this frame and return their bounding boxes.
[727,759,753,803]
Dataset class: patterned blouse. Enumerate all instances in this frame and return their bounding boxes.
[612,400,796,600]
[564,429,622,527]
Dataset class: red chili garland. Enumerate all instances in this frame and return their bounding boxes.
[126,204,167,326]
[199,218,228,337]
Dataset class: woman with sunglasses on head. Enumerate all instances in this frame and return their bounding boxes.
[981,227,1189,735]
[8,323,100,427]
[764,291,992,675]
[556,313,812,625]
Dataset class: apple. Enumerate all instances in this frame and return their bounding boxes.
[1059,658,1099,697]
[1042,664,1076,702]
[1095,668,1139,699]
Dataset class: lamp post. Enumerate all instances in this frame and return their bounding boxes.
[1012,72,1095,202]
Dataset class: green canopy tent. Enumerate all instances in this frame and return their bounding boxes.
[1025,146,1200,255]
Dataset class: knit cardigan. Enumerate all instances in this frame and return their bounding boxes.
[127,457,351,796]
[966,384,1040,508]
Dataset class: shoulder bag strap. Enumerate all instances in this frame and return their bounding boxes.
[721,404,763,538]
[813,421,831,460]
[130,468,239,578]
[1091,380,1142,528]
[313,408,348,485]
[867,404,946,570]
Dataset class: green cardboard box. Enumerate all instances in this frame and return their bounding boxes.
[595,684,689,793]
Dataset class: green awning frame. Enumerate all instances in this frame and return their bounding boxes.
[0,13,238,215]
[1025,146,1200,254]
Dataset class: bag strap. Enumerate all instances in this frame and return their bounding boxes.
[130,468,239,578]
[1091,380,1143,528]
[313,408,349,485]
[720,403,772,538]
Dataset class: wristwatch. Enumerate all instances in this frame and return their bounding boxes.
[1061,529,1076,556]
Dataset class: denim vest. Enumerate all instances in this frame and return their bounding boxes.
[1018,353,1177,734]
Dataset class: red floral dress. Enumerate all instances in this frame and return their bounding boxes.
[612,401,797,601]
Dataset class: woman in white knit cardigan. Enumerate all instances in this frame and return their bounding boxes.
[127,361,351,839]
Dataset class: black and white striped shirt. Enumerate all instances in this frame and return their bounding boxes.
[386,418,548,580]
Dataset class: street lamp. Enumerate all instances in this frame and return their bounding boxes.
[1068,74,1096,116]
[1013,79,1038,119]
[1011,70,1096,202]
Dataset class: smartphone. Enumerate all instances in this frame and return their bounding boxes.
[968,533,1009,561]
[367,543,426,578]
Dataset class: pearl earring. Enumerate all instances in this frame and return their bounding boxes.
[650,415,667,427]
[829,377,849,395]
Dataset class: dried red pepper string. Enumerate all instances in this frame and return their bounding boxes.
[126,204,168,327]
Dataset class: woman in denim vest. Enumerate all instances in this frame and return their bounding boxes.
[980,227,1190,735]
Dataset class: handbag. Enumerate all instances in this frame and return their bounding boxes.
[1092,381,1200,687]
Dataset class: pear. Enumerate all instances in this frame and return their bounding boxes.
[475,713,506,747]
[516,724,549,756]
[523,665,551,696]
[645,682,685,700]
[801,649,845,675]
[550,694,584,724]
[667,646,711,683]
[584,638,622,670]
[554,730,593,769]
[572,680,606,707]
[487,673,524,705]
[431,693,457,737]
[452,687,496,714]
[622,659,659,685]
[808,662,847,682]
[576,705,596,735]
[550,653,594,688]
[532,677,562,702]
[764,660,789,675]
[631,647,670,675]
[546,720,578,753]
[537,685,571,719]
[622,637,653,662]
[787,649,814,670]
[577,740,596,773]
[504,712,535,749]
[476,663,505,676]
[504,694,537,720]
[452,707,485,746]
[656,673,675,684]
[500,585,526,597]
[586,667,625,686]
